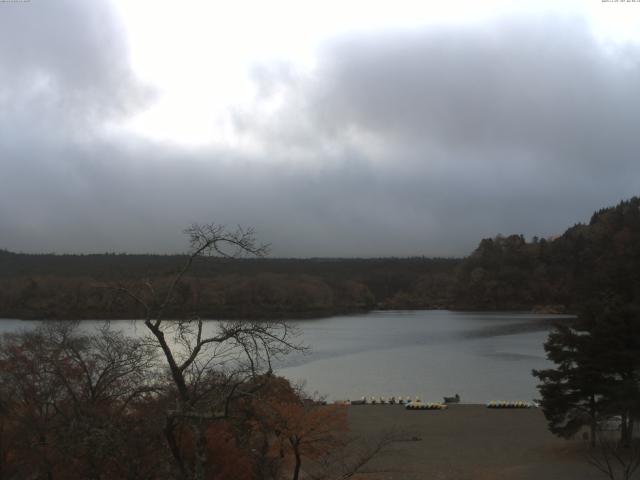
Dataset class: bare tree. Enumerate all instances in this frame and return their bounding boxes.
[115,223,303,480]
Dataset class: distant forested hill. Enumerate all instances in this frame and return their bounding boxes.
[453,196,640,311]
[1,196,638,319]
[0,253,458,319]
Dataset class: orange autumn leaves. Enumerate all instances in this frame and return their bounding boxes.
[249,379,349,480]
[263,400,349,460]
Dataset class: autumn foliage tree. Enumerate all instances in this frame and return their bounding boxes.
[0,322,165,479]
[264,400,348,480]
[231,376,349,480]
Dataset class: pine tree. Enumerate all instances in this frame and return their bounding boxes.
[584,304,640,447]
[533,322,606,446]
[534,302,640,447]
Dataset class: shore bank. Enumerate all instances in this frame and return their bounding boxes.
[348,405,601,479]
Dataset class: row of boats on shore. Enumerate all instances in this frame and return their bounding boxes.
[337,395,537,409]
[346,393,461,406]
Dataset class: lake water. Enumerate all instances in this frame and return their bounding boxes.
[0,310,570,404]
[279,310,570,403]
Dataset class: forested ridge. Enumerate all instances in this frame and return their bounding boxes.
[454,196,640,311]
[1,196,639,319]
[0,253,458,319]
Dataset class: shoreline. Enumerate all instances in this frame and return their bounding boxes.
[1,307,576,322]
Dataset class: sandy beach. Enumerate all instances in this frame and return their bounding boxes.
[348,404,603,480]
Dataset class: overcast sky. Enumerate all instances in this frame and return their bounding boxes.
[1,0,639,257]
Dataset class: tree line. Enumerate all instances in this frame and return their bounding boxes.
[3,198,640,320]
[0,253,458,320]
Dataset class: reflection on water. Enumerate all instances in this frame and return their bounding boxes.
[0,310,573,403]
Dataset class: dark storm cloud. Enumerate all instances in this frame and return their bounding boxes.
[1,7,639,257]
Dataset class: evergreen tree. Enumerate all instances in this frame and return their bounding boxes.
[584,304,640,447]
[533,322,606,446]
[534,302,640,446]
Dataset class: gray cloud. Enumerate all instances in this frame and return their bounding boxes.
[233,15,640,254]
[0,0,150,135]
[1,7,638,257]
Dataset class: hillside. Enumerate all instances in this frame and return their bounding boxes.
[454,196,640,311]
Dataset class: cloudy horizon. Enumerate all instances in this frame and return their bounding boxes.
[1,0,639,257]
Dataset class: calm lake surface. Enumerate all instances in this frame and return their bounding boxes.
[280,310,571,403]
[0,310,570,403]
